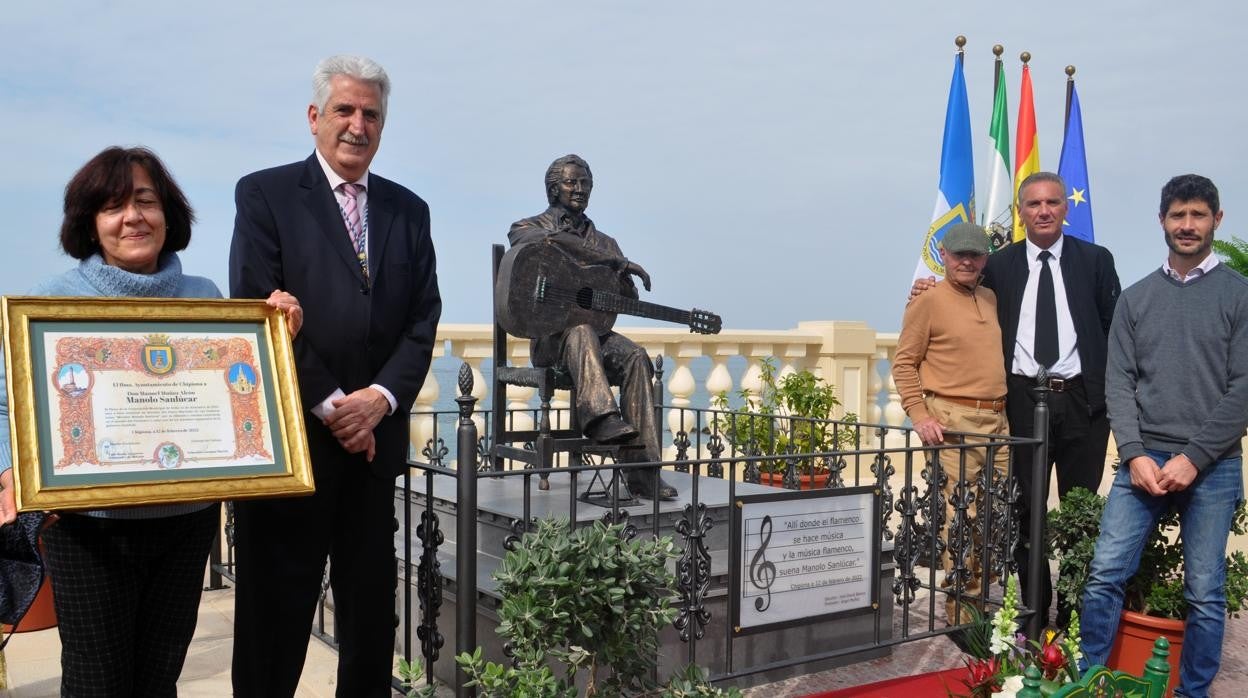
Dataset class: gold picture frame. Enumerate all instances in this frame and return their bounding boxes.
[2,296,313,512]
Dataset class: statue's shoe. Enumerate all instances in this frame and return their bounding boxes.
[586,414,638,445]
[627,472,677,501]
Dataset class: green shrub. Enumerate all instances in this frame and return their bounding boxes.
[457,518,680,696]
[1047,485,1248,620]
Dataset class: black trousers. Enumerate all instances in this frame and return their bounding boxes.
[1007,374,1109,626]
[231,431,398,698]
[41,506,219,698]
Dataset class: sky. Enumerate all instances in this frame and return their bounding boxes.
[3,1,1245,334]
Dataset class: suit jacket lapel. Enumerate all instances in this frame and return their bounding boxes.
[1059,236,1079,298]
[366,176,394,287]
[1009,243,1030,315]
[299,155,367,284]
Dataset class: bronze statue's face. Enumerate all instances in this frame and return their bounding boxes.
[552,164,592,213]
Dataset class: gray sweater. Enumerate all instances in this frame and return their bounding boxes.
[1,253,221,518]
[1106,264,1248,469]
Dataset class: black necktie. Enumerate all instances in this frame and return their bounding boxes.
[1035,250,1058,368]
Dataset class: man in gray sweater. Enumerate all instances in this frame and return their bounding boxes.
[1081,174,1248,697]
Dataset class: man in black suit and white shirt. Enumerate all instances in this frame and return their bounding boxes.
[915,171,1120,627]
[228,54,441,697]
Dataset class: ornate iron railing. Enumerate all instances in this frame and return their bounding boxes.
[210,363,1050,696]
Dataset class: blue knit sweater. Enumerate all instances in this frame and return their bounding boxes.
[1,253,221,518]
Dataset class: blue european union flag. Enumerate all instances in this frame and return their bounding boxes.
[1058,84,1094,242]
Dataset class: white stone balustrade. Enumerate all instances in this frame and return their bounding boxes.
[412,322,907,459]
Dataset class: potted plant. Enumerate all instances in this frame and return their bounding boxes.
[712,357,857,489]
[442,518,742,697]
[1047,485,1248,693]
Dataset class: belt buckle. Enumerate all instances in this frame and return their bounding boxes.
[1049,377,1067,392]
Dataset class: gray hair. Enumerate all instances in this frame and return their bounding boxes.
[544,154,592,204]
[1016,171,1067,203]
[312,55,391,121]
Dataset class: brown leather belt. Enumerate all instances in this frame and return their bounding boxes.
[928,394,1006,412]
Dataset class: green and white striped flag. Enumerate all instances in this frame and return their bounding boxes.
[982,66,1012,248]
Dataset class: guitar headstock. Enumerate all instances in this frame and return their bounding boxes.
[688,308,722,335]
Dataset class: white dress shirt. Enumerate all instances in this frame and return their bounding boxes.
[1163,253,1219,283]
[1012,235,1082,379]
[310,150,397,421]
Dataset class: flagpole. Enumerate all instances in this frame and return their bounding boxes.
[1064,65,1076,133]
[956,33,966,66]
[993,44,1003,100]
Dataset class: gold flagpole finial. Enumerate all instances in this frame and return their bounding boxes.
[955,35,967,52]
[1066,65,1077,79]
[993,44,1004,57]
[1021,51,1032,65]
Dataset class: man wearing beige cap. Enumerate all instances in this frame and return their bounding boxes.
[893,222,1010,625]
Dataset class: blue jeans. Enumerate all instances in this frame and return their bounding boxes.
[1080,451,1243,698]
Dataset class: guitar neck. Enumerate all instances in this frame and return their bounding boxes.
[589,289,691,326]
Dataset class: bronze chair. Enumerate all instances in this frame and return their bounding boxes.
[489,244,629,499]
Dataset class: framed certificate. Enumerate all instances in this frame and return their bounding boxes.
[2,296,313,512]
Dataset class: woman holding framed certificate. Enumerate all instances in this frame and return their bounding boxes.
[0,146,301,695]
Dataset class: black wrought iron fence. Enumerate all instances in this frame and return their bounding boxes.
[209,364,1052,696]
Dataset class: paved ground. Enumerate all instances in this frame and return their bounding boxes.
[744,616,1247,698]
[3,583,1243,697]
[1,587,345,698]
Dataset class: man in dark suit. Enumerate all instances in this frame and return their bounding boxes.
[989,172,1119,628]
[228,55,441,697]
[914,171,1120,628]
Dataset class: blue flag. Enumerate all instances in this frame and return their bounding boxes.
[1058,84,1094,242]
[914,55,975,281]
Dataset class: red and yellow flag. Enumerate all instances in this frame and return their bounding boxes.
[1012,63,1039,242]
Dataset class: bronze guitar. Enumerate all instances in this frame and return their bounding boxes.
[495,241,722,339]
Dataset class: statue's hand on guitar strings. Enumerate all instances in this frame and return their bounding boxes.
[623,260,651,292]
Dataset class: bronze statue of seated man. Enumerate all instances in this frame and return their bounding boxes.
[506,154,677,501]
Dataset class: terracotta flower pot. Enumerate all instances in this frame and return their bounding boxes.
[758,470,830,490]
[1107,609,1183,697]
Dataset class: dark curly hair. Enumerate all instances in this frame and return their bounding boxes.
[1159,174,1219,217]
[59,146,194,260]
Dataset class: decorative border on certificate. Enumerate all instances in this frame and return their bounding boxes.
[3,296,313,511]
[729,485,880,636]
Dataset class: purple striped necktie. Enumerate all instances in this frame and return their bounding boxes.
[339,182,367,280]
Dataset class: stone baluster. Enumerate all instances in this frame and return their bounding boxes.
[878,338,908,448]
[740,343,772,411]
[867,348,885,425]
[705,345,736,409]
[450,339,490,438]
[410,339,446,463]
[664,350,697,461]
[799,321,877,422]
[776,342,809,381]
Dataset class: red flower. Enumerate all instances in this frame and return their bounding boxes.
[961,657,1003,697]
[1038,636,1066,680]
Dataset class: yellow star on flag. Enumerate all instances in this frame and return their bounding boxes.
[1068,188,1087,207]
